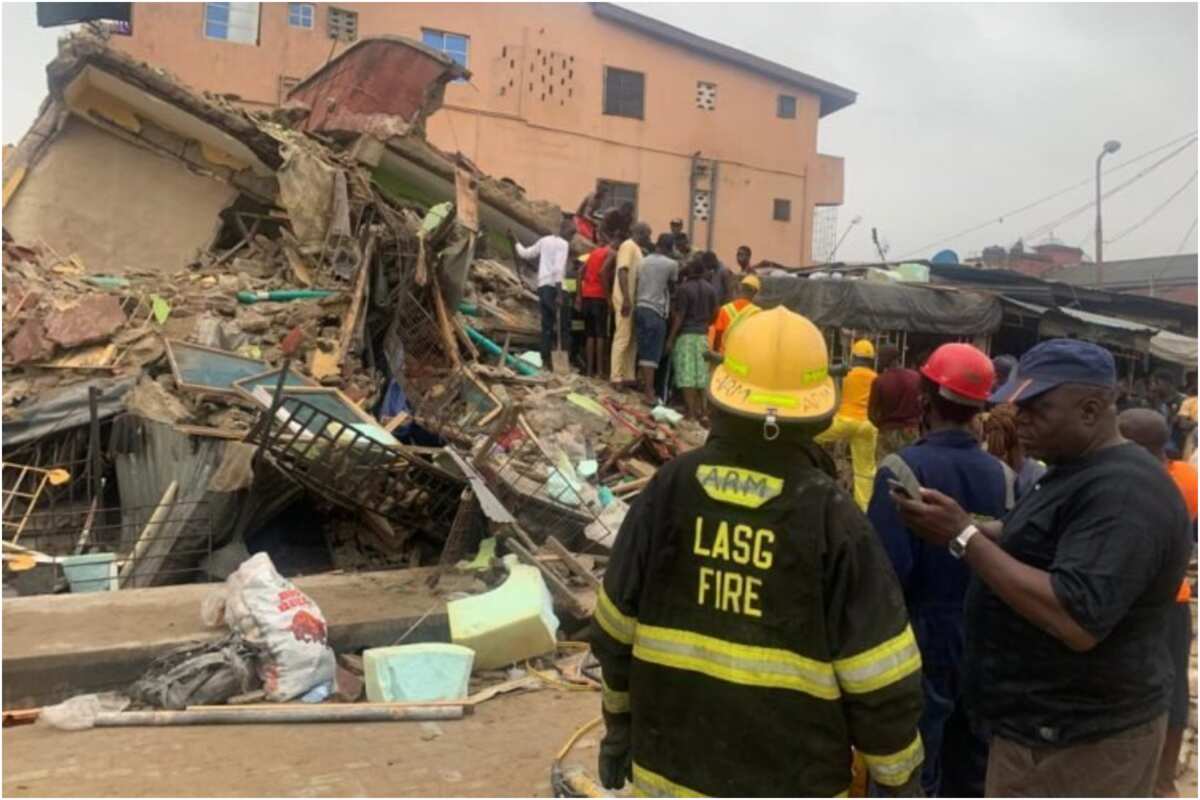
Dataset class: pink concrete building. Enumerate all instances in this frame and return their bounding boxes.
[111,2,855,265]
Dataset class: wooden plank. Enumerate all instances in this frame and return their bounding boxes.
[541,536,601,589]
[332,232,375,371]
[173,425,248,440]
[281,241,314,288]
[430,271,462,369]
[621,458,658,480]
[117,481,179,589]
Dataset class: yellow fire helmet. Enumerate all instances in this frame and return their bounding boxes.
[708,306,838,428]
[851,338,876,358]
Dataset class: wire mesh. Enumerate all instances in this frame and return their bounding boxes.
[247,395,466,544]
[6,499,214,593]
[471,412,619,556]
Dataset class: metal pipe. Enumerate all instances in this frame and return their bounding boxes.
[687,152,698,243]
[706,159,718,253]
[95,705,464,727]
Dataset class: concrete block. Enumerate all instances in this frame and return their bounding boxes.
[363,643,474,703]
[448,556,559,670]
[44,294,126,349]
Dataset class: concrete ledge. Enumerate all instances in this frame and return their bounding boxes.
[2,568,468,709]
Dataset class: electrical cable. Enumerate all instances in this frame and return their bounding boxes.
[1175,219,1198,255]
[1105,171,1198,244]
[898,130,1198,258]
[1020,138,1197,243]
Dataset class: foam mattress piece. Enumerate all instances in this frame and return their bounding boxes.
[362,643,475,703]
[448,555,560,670]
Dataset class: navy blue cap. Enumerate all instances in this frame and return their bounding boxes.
[990,339,1116,404]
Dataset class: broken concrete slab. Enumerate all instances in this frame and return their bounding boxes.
[43,293,126,349]
[6,319,54,365]
[1,567,467,708]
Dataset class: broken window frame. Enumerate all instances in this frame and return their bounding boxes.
[164,339,278,399]
[287,2,314,29]
[773,198,792,222]
[327,6,358,42]
[230,367,320,404]
[421,27,470,79]
[602,66,645,120]
[202,2,260,45]
[777,93,797,119]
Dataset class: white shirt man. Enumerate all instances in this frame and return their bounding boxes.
[515,234,569,288]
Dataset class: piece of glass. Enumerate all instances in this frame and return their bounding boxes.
[168,341,270,393]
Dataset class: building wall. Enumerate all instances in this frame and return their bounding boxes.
[4,116,234,275]
[113,2,848,265]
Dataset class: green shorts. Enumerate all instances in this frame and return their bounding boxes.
[673,333,709,389]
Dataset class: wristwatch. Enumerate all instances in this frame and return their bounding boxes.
[949,523,980,560]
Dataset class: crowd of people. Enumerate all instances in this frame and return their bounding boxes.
[510,215,763,422]
[578,293,1197,796]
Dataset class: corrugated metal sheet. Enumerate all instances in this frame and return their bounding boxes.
[289,37,465,139]
[1051,306,1160,333]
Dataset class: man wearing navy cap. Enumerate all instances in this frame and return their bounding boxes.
[892,339,1191,797]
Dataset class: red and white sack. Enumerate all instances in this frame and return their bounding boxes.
[223,553,335,701]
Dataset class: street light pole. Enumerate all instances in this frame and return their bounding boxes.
[1095,139,1121,288]
[827,215,863,264]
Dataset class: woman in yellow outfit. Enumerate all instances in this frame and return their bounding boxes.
[816,339,879,510]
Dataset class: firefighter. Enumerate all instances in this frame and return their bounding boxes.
[591,306,925,797]
[817,339,881,511]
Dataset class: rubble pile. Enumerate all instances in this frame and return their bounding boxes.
[1,31,703,601]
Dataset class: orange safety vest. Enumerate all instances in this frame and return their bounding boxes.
[708,300,760,351]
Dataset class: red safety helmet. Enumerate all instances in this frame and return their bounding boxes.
[919,343,995,407]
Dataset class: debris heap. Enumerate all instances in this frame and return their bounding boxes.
[2,31,704,602]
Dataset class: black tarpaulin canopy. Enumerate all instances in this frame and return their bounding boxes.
[757,276,1003,335]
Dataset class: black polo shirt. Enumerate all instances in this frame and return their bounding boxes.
[962,442,1190,747]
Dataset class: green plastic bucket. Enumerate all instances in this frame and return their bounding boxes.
[59,553,118,593]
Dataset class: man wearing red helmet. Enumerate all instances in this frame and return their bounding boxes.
[867,343,1014,797]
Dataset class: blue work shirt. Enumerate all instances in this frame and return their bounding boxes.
[868,428,1012,797]
[867,429,1012,669]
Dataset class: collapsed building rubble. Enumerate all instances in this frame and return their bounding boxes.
[2,31,704,608]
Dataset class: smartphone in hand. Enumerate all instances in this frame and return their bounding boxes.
[888,478,918,500]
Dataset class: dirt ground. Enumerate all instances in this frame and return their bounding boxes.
[2,689,604,797]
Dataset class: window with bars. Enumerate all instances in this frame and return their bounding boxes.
[773,199,792,222]
[777,94,797,119]
[327,7,357,41]
[597,180,639,220]
[696,81,717,111]
[203,2,259,44]
[287,3,314,29]
[603,67,644,120]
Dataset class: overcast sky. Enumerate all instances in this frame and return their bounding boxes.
[3,2,1196,262]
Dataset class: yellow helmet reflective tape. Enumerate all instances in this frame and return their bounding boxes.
[852,339,876,358]
[740,274,761,291]
[707,306,837,423]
